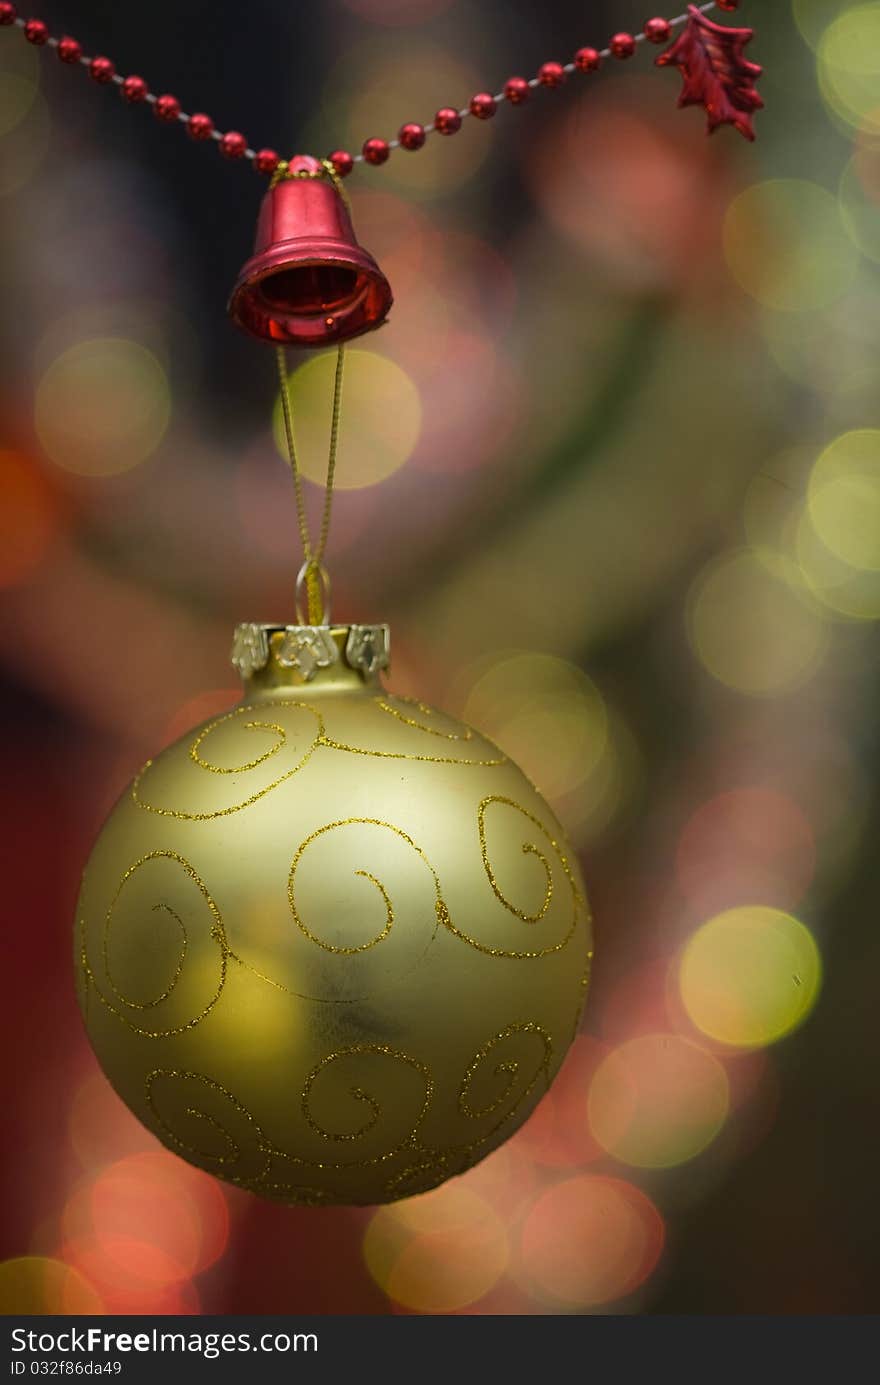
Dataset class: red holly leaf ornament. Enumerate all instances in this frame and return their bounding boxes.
[656,4,763,141]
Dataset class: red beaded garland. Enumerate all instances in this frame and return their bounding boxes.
[538,61,566,87]
[574,47,601,73]
[399,122,425,150]
[254,147,280,175]
[610,33,636,59]
[469,92,496,119]
[644,17,671,43]
[504,76,530,105]
[24,18,48,44]
[188,112,214,140]
[363,137,390,165]
[57,35,82,63]
[89,56,115,83]
[328,149,354,176]
[155,93,181,122]
[0,5,749,177]
[434,107,461,135]
[122,75,148,104]
[220,130,247,159]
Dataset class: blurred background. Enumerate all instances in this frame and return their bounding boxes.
[2,0,879,1316]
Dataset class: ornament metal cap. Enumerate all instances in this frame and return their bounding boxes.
[231,621,390,692]
[228,155,393,347]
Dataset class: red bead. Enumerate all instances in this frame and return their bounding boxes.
[399,122,425,150]
[122,74,148,103]
[363,137,390,166]
[24,18,49,44]
[717,1,739,9]
[469,92,496,119]
[220,130,247,159]
[434,107,461,135]
[0,4,17,26]
[89,56,115,83]
[154,94,181,122]
[254,147,280,175]
[188,112,214,141]
[610,32,636,59]
[328,149,354,177]
[644,17,671,44]
[538,61,566,87]
[574,47,601,72]
[504,76,530,105]
[57,36,82,63]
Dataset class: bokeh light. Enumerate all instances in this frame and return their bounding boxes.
[588,1033,730,1169]
[817,6,880,135]
[839,155,880,262]
[680,906,822,1049]
[533,88,731,290]
[0,450,62,588]
[60,1152,229,1288]
[454,648,640,844]
[363,1183,509,1312]
[686,549,829,695]
[676,788,816,913]
[461,650,608,799]
[797,500,880,619]
[0,1256,103,1314]
[60,1238,201,1315]
[518,1176,665,1309]
[273,349,421,488]
[807,429,880,571]
[93,1154,229,1278]
[760,285,880,400]
[35,337,171,477]
[723,180,858,311]
[793,0,856,49]
[513,1034,609,1169]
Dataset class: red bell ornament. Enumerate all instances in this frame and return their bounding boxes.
[228,155,392,347]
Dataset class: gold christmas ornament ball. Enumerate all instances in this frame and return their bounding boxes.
[75,624,593,1205]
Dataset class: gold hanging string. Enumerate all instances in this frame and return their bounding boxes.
[270,155,350,626]
[275,340,346,626]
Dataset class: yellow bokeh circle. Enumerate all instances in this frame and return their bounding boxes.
[460,651,608,802]
[273,349,421,489]
[0,1255,103,1314]
[818,5,880,134]
[686,548,829,695]
[808,430,880,571]
[723,180,857,311]
[680,906,822,1048]
[363,1184,508,1312]
[793,0,858,50]
[35,337,171,477]
[797,503,880,620]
